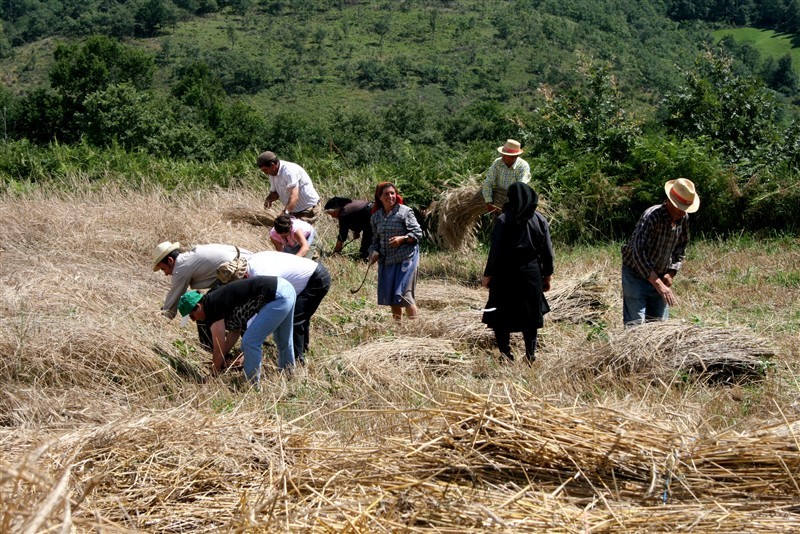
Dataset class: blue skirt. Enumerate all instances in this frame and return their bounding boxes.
[377,248,418,306]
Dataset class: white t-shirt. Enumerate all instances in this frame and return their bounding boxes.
[269,160,321,213]
[245,251,317,294]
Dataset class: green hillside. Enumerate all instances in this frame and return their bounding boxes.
[713,27,800,75]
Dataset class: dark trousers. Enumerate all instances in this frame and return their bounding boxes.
[293,263,331,364]
[494,329,538,360]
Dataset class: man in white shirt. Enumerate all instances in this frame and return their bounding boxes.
[218,250,330,365]
[257,151,322,224]
[152,241,252,349]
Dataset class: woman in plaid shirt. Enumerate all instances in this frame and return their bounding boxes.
[368,182,424,321]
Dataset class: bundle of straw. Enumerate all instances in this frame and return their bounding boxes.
[222,205,277,227]
[425,179,487,251]
[594,320,775,383]
[415,310,496,349]
[415,281,485,310]
[546,272,609,323]
[333,337,471,385]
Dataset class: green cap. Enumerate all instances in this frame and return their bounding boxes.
[178,290,203,319]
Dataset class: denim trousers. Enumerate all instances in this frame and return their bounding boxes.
[621,265,669,326]
[241,277,296,383]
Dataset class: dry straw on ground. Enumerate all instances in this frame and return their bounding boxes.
[546,271,609,323]
[582,319,776,383]
[330,336,473,386]
[2,185,799,532]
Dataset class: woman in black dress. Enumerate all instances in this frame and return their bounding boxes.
[481,182,554,362]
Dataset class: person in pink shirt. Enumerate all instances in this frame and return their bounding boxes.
[269,214,317,259]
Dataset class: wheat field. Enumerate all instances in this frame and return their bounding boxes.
[2,183,800,532]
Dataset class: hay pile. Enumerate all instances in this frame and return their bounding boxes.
[416,309,496,349]
[280,388,800,530]
[425,180,486,251]
[415,280,485,310]
[333,336,472,385]
[586,320,775,383]
[222,205,278,227]
[546,271,609,323]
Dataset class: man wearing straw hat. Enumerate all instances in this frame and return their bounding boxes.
[152,242,252,348]
[481,139,531,214]
[621,178,700,326]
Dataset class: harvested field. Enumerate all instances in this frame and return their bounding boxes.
[2,184,799,532]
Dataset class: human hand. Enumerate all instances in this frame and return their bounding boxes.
[542,275,552,292]
[661,272,674,287]
[389,236,406,248]
[264,198,273,210]
[486,203,499,214]
[655,281,677,307]
[481,275,491,288]
[369,251,379,265]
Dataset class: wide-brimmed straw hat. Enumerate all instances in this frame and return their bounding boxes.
[497,139,524,156]
[152,241,180,271]
[664,178,700,213]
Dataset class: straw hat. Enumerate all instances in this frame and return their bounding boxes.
[664,178,700,213]
[497,139,524,156]
[152,241,180,271]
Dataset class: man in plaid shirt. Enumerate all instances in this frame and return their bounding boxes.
[621,178,700,326]
[482,139,531,213]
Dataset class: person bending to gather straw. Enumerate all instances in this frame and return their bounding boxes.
[481,182,554,363]
[368,182,423,322]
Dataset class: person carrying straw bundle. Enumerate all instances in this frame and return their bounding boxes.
[481,139,531,214]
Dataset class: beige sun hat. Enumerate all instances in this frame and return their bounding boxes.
[152,241,180,271]
[664,178,700,213]
[497,139,524,156]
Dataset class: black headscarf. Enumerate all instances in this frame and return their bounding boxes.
[503,182,539,224]
[324,197,352,211]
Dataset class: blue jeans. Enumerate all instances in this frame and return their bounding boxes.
[241,277,296,383]
[622,265,668,326]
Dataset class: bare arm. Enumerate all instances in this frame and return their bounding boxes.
[284,186,300,213]
[294,228,310,257]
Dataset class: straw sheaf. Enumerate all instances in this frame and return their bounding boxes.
[333,336,472,384]
[222,205,279,227]
[415,310,496,349]
[284,389,800,529]
[546,271,610,323]
[425,179,553,251]
[425,180,486,251]
[591,320,776,382]
[414,281,485,310]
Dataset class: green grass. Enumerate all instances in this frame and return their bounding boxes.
[713,27,800,75]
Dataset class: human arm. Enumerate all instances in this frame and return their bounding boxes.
[283,186,300,214]
[293,227,310,257]
[482,161,497,207]
[209,320,241,373]
[160,269,193,319]
[367,213,380,263]
[264,191,279,210]
[519,159,531,184]
[536,213,555,292]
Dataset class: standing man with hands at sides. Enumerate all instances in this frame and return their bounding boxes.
[482,139,531,214]
[258,151,322,224]
[621,178,700,326]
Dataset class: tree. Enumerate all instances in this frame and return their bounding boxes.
[662,51,780,164]
[134,0,176,37]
